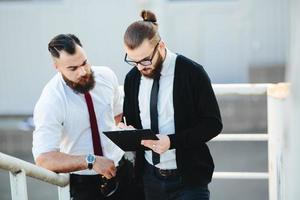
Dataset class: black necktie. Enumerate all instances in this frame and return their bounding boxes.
[150,77,160,165]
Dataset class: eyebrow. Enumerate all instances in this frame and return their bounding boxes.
[132,41,160,62]
[128,54,152,63]
[67,59,87,69]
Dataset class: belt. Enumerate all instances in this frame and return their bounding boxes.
[156,168,178,177]
[146,161,178,178]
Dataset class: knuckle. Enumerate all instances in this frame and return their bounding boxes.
[106,173,112,179]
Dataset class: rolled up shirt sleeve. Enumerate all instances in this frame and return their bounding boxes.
[110,69,123,116]
[32,91,65,161]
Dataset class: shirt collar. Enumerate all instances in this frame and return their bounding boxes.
[160,48,176,77]
[58,72,67,86]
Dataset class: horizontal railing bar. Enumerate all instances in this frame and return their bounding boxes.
[219,133,268,135]
[213,172,269,179]
[0,152,69,187]
[212,84,272,96]
[211,134,268,141]
[119,84,272,97]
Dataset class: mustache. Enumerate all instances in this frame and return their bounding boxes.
[63,71,95,94]
[140,53,163,79]
[78,74,90,82]
[141,67,152,71]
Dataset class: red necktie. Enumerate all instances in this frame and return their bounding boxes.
[84,92,103,156]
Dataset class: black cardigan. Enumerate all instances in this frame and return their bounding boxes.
[123,54,223,186]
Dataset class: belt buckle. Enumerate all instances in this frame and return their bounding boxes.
[157,168,177,177]
[158,169,169,177]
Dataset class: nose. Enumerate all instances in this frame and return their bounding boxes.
[78,66,87,76]
[136,64,145,71]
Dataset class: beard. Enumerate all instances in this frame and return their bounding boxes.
[140,52,163,79]
[63,71,95,94]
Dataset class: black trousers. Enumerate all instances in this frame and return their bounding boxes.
[143,161,210,200]
[70,159,139,200]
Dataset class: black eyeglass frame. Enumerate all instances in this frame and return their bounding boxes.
[124,40,161,67]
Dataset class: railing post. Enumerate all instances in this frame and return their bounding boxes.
[58,184,70,200]
[267,83,289,200]
[9,169,28,200]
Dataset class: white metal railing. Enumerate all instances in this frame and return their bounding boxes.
[211,83,289,200]
[0,152,69,200]
[0,83,288,200]
[212,133,268,141]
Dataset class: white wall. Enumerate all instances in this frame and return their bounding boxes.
[0,0,288,114]
[284,0,300,199]
[161,0,288,83]
[0,0,139,114]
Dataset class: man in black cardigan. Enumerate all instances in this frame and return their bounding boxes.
[120,10,223,200]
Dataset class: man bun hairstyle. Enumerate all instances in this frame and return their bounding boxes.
[48,34,82,58]
[124,10,160,50]
[141,10,157,24]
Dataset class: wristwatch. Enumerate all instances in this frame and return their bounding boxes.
[85,154,96,170]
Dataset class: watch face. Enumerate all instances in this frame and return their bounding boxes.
[86,154,95,170]
[87,154,95,163]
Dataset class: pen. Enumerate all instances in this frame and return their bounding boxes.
[123,116,127,126]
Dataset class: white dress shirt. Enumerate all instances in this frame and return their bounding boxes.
[32,66,124,175]
[138,49,177,169]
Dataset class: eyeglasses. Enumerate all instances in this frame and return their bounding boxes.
[124,40,161,67]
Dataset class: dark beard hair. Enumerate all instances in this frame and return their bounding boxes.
[142,52,163,79]
[63,71,96,94]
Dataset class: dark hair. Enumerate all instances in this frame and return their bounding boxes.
[48,34,82,58]
[124,10,160,49]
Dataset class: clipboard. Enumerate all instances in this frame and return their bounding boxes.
[103,129,158,151]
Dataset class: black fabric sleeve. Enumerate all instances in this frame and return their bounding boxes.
[168,134,176,149]
[122,73,135,127]
[122,75,130,120]
[178,65,222,149]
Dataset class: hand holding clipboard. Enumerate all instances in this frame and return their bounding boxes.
[103,129,158,151]
[103,117,158,151]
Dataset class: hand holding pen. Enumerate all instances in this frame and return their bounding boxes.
[117,116,135,130]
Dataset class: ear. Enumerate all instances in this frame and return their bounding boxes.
[53,58,58,70]
[53,60,61,72]
[158,40,166,54]
[159,40,165,48]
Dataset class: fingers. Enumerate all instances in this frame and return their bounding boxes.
[128,125,135,129]
[117,122,135,130]
[94,157,117,179]
[141,136,170,154]
[110,165,117,177]
[141,140,162,154]
[101,169,116,179]
[141,139,156,150]
[117,122,126,129]
[101,173,112,180]
[100,165,116,179]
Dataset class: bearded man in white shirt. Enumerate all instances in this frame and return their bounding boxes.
[32,34,134,200]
